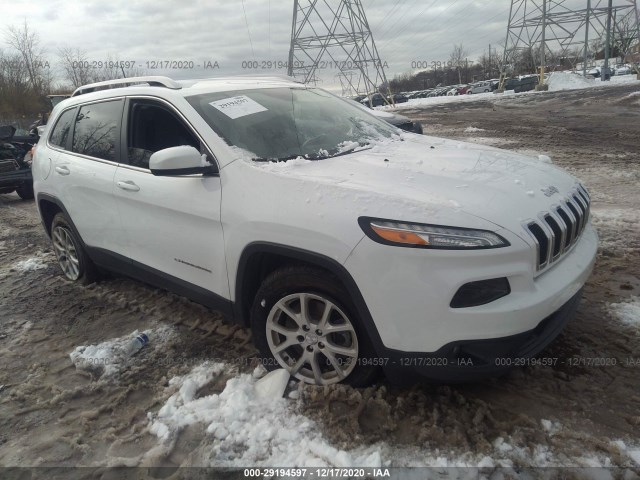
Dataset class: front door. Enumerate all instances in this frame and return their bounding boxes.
[112,97,229,303]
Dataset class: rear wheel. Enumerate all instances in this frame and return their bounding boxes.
[251,266,380,387]
[51,213,97,284]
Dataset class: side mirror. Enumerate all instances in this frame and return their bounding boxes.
[149,146,217,177]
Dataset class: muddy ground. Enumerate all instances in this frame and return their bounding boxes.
[1,82,639,477]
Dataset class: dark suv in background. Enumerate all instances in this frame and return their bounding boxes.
[0,125,36,200]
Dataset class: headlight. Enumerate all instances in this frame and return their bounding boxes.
[358,217,510,249]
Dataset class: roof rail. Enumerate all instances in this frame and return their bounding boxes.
[71,76,182,97]
[183,74,304,87]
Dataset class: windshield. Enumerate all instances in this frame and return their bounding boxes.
[186,87,399,161]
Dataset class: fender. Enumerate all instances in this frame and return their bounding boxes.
[234,242,387,356]
[36,193,85,244]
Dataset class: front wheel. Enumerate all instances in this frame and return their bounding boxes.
[251,266,380,386]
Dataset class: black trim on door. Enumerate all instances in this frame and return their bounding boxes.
[86,247,234,318]
[36,193,233,319]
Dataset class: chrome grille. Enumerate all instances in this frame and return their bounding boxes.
[524,185,591,273]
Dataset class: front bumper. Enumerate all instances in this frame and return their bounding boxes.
[345,224,597,353]
[380,288,582,383]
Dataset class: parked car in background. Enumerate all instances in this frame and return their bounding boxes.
[348,100,423,134]
[456,85,471,95]
[388,93,408,104]
[467,81,492,94]
[0,125,36,199]
[614,65,632,76]
[587,67,611,80]
[361,93,388,107]
[519,75,538,92]
[504,75,538,93]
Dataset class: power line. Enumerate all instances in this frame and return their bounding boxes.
[376,0,425,40]
[241,0,255,60]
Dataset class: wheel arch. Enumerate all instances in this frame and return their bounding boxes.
[233,242,386,355]
[36,193,85,246]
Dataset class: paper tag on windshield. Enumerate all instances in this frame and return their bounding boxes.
[209,95,268,119]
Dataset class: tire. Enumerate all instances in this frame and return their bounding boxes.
[251,266,380,387]
[15,181,34,200]
[50,212,98,284]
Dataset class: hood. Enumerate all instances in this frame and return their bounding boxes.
[245,134,581,236]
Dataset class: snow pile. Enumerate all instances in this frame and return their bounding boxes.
[464,127,485,133]
[143,362,640,469]
[540,419,562,435]
[613,441,640,466]
[69,325,174,378]
[608,297,640,329]
[147,363,383,467]
[13,254,50,271]
[547,72,595,91]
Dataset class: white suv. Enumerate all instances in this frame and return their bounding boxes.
[33,76,597,386]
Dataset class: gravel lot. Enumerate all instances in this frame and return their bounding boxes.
[1,81,639,477]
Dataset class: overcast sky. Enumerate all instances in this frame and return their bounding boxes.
[1,0,605,90]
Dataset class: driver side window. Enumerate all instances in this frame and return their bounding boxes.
[125,99,201,169]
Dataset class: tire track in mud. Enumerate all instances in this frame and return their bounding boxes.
[0,193,259,467]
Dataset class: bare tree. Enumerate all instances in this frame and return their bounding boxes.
[449,44,469,83]
[58,47,93,88]
[478,49,502,79]
[4,21,48,94]
[613,15,637,62]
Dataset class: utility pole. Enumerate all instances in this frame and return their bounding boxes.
[288,0,391,102]
[583,0,591,76]
[489,44,492,78]
[603,0,613,81]
[537,0,548,90]
[501,0,639,86]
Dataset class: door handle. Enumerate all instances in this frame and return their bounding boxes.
[55,165,70,176]
[116,180,140,192]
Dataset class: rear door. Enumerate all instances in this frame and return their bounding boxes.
[112,96,229,303]
[53,99,125,254]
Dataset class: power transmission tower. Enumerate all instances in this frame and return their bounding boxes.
[498,0,640,89]
[287,0,391,100]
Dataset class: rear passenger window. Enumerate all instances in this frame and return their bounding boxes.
[72,100,123,161]
[125,100,200,169]
[49,108,76,149]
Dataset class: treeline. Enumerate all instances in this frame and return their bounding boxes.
[0,21,141,122]
[389,44,501,93]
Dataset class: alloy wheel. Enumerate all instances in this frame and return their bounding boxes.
[52,226,80,280]
[266,292,359,385]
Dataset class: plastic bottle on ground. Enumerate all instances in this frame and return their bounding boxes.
[125,331,150,357]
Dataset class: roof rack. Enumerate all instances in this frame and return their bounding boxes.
[71,76,182,97]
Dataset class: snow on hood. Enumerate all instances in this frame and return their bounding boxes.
[244,134,580,233]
